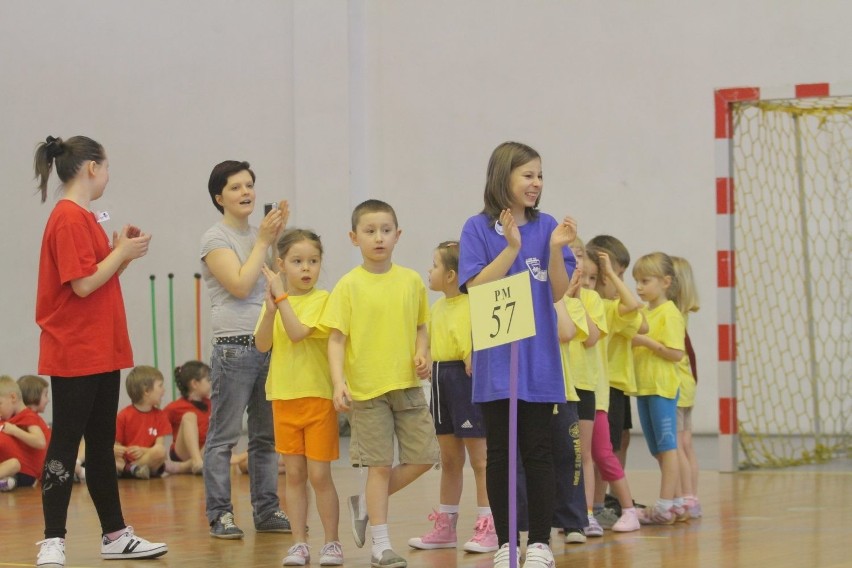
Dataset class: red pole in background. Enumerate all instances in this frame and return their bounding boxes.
[194,273,202,360]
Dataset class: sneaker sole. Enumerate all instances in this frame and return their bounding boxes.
[256,527,292,533]
[209,531,244,539]
[348,497,367,548]
[564,534,587,544]
[407,539,456,550]
[102,545,168,560]
[462,542,498,553]
[370,560,407,568]
[319,559,344,566]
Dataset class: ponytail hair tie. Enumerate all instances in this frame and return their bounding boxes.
[45,136,64,159]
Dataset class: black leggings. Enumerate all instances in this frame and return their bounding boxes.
[481,399,555,546]
[42,372,125,538]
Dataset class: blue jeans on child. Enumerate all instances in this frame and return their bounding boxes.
[204,344,279,526]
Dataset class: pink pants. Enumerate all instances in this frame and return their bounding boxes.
[592,409,625,482]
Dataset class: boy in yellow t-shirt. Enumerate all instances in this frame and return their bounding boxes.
[322,199,439,567]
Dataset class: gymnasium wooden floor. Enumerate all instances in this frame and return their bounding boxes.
[2,438,850,568]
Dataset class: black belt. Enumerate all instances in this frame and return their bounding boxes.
[214,334,254,346]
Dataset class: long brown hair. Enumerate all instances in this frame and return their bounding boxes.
[33,135,105,202]
[482,141,541,223]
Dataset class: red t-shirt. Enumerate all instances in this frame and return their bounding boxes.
[164,397,211,453]
[0,408,51,477]
[115,405,171,463]
[36,199,133,377]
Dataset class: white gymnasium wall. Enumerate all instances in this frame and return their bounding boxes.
[1,0,849,438]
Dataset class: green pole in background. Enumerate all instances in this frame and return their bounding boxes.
[149,274,158,369]
[168,273,176,400]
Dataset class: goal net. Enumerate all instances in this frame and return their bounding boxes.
[731,95,852,468]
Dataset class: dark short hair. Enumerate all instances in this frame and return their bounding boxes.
[351,199,398,230]
[587,234,631,270]
[207,160,255,214]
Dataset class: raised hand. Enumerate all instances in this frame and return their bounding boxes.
[262,281,277,312]
[113,224,151,262]
[499,208,521,250]
[258,199,289,246]
[550,216,577,248]
[567,263,583,298]
[598,251,616,279]
[260,264,286,298]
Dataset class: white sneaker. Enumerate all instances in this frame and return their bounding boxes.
[36,538,65,568]
[492,542,520,568]
[282,542,310,566]
[100,526,167,560]
[523,543,555,568]
[0,476,16,491]
[319,541,344,566]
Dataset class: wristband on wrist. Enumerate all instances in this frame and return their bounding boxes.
[274,293,289,304]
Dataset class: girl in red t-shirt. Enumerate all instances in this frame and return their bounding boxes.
[164,361,212,475]
[32,136,166,567]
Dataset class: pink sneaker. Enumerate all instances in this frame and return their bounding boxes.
[407,510,457,549]
[463,514,498,553]
[673,504,690,522]
[612,508,640,532]
[688,498,703,519]
[638,504,675,525]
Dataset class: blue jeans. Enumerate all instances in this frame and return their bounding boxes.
[204,344,279,525]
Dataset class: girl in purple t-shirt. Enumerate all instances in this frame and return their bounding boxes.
[458,141,576,568]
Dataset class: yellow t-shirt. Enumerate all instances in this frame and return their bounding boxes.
[677,358,696,407]
[429,294,471,362]
[633,300,685,399]
[602,298,643,396]
[560,297,587,402]
[322,264,429,401]
[255,288,331,401]
[677,314,696,408]
[572,288,608,393]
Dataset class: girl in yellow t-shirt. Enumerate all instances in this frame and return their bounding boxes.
[584,248,643,533]
[255,229,343,567]
[671,256,702,519]
[631,252,686,525]
[409,241,497,553]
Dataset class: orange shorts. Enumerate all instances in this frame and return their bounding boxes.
[272,397,339,462]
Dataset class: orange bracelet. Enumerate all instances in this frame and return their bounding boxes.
[273,293,289,304]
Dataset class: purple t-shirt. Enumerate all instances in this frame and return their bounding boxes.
[459,212,570,404]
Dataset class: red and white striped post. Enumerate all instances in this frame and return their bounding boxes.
[713,82,835,472]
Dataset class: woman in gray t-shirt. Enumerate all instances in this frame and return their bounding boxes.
[199,160,292,538]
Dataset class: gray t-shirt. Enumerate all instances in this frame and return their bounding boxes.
[200,222,268,337]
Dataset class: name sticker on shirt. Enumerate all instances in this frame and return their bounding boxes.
[95,210,110,224]
[468,271,536,351]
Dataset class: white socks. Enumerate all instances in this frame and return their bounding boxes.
[371,523,390,558]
